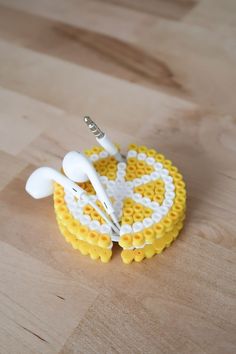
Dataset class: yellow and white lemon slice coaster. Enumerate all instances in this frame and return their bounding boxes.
[54,144,186,264]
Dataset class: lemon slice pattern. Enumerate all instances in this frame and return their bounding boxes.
[54,144,186,263]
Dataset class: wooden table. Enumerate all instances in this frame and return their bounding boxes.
[0,1,235,353]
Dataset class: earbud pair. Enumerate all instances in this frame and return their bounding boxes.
[25,152,120,233]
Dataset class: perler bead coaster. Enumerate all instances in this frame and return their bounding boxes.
[54,144,186,264]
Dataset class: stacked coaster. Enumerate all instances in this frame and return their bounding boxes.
[54,144,186,263]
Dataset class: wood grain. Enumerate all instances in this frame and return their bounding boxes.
[0,0,236,353]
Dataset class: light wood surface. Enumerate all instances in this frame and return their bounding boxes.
[0,1,236,353]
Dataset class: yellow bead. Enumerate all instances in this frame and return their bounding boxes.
[127,157,137,165]
[134,249,145,262]
[143,228,155,243]
[162,217,173,232]
[145,165,154,174]
[121,216,133,225]
[169,210,179,224]
[71,238,79,249]
[133,232,145,247]
[133,213,143,222]
[123,207,133,216]
[134,186,144,195]
[84,149,93,156]
[124,198,134,207]
[153,223,165,239]
[147,149,156,157]
[53,188,64,198]
[143,209,152,218]
[136,169,144,178]
[133,204,143,213]
[87,231,99,245]
[119,234,133,248]
[79,241,90,255]
[163,232,174,247]
[127,165,136,174]
[128,143,138,151]
[163,160,172,168]
[91,146,101,154]
[91,211,101,221]
[125,173,136,181]
[98,234,111,248]
[60,211,73,224]
[54,197,65,210]
[77,225,89,240]
[154,238,166,253]
[83,204,93,215]
[107,164,117,172]
[90,246,100,260]
[121,250,134,264]
[144,245,155,259]
[136,161,145,169]
[138,145,148,153]
[67,220,79,234]
[100,249,112,263]
[156,153,165,162]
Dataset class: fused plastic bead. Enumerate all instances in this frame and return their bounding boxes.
[133,232,145,247]
[119,234,133,248]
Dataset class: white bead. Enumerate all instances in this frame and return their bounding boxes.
[132,222,143,233]
[120,224,132,236]
[117,162,127,170]
[143,218,153,227]
[165,184,175,192]
[154,162,163,171]
[163,199,173,208]
[160,168,169,177]
[126,181,133,188]
[117,170,126,178]
[146,157,155,165]
[114,201,122,211]
[127,150,137,158]
[160,206,169,216]
[137,153,146,160]
[100,224,111,234]
[163,175,173,183]
[90,154,99,162]
[141,175,151,183]
[90,220,100,230]
[142,197,151,206]
[152,212,162,222]
[80,215,91,225]
[64,195,74,204]
[89,195,97,202]
[133,179,141,186]
[126,189,133,197]
[107,181,115,188]
[100,151,109,158]
[73,210,83,219]
[151,201,160,210]
[165,191,175,199]
[78,199,86,207]
[107,189,114,197]
[100,176,108,184]
[133,193,142,202]
[150,171,160,180]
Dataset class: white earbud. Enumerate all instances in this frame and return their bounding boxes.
[26,167,86,200]
[25,167,120,234]
[62,151,120,228]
